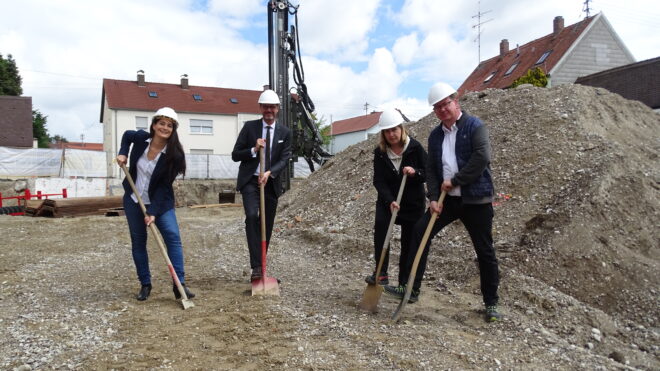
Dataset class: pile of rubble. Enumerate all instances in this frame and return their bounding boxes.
[280,83,659,354]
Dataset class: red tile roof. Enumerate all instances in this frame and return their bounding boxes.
[49,141,103,151]
[102,79,262,119]
[458,15,595,95]
[331,112,382,135]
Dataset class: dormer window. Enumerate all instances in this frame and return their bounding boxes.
[230,98,238,104]
[504,62,519,76]
[483,71,496,83]
[535,50,552,65]
[148,91,158,98]
[193,94,202,101]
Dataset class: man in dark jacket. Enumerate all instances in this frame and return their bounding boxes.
[232,89,291,281]
[384,82,502,322]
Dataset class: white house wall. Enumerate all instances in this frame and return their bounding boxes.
[332,131,368,154]
[550,16,635,86]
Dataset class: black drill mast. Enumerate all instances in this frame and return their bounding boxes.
[267,0,332,191]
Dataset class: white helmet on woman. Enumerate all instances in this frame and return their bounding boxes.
[378,109,404,131]
[427,82,457,106]
[153,107,179,125]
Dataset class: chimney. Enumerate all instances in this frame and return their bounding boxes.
[181,74,189,89]
[263,84,270,91]
[499,39,509,58]
[553,16,564,36]
[516,44,520,57]
[137,70,145,87]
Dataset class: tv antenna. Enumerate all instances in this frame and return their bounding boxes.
[582,0,592,18]
[472,0,493,63]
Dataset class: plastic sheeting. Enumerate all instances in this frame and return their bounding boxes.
[185,154,311,179]
[0,147,62,177]
[62,149,107,178]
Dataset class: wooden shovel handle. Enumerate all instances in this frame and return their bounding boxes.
[373,173,408,281]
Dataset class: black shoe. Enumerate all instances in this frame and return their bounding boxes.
[383,284,419,303]
[136,284,151,301]
[485,305,502,322]
[251,267,263,282]
[173,283,195,299]
[365,273,389,285]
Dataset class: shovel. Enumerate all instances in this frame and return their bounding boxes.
[391,190,446,322]
[358,173,408,313]
[251,147,280,296]
[120,163,195,309]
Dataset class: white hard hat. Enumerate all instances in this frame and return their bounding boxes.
[378,109,404,131]
[427,82,457,106]
[153,107,179,125]
[258,89,281,105]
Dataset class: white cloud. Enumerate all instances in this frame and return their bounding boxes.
[392,32,419,66]
[296,0,381,61]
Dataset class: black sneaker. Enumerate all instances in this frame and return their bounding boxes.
[365,273,389,285]
[383,284,419,303]
[485,305,502,322]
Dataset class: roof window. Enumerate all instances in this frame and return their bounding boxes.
[504,62,519,76]
[148,91,158,98]
[193,94,202,101]
[483,71,497,83]
[230,98,238,104]
[535,50,552,65]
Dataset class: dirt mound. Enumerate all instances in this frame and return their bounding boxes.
[280,83,659,358]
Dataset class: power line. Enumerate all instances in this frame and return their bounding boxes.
[471,0,493,63]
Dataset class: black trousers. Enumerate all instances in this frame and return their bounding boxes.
[405,196,499,306]
[240,176,278,269]
[373,203,416,284]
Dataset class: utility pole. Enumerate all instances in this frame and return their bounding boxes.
[364,102,370,115]
[471,0,493,63]
[582,0,592,18]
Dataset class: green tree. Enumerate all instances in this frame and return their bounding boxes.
[33,110,50,148]
[510,67,548,88]
[311,113,331,147]
[0,53,23,96]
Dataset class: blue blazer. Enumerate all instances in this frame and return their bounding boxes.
[118,130,181,216]
[231,119,292,195]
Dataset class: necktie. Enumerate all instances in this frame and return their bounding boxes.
[265,126,271,171]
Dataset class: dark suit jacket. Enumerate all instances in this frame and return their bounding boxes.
[232,119,292,195]
[119,130,180,217]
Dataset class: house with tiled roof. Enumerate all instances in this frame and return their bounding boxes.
[458,13,635,94]
[100,71,262,177]
[50,141,103,151]
[329,111,382,154]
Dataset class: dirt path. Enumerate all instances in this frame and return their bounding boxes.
[1,206,656,370]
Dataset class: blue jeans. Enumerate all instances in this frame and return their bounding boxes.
[124,196,185,286]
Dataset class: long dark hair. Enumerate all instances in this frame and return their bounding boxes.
[150,117,186,181]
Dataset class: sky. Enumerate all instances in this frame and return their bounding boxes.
[1,0,658,143]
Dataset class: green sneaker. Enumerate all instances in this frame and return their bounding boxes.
[384,284,419,303]
[485,305,502,322]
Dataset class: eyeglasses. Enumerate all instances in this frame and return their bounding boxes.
[433,99,454,111]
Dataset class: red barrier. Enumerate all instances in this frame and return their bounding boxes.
[0,188,68,215]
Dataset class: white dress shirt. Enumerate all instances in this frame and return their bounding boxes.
[441,113,462,196]
[131,138,166,205]
[252,121,276,176]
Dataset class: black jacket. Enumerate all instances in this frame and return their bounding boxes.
[119,130,181,217]
[232,119,292,196]
[373,137,427,223]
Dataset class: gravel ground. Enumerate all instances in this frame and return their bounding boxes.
[1,83,658,370]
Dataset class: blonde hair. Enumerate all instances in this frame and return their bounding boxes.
[378,124,408,152]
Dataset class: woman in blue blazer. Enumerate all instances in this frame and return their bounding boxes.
[116,107,195,301]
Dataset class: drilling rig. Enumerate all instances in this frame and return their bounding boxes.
[267,0,332,192]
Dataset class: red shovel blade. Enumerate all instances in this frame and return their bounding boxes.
[251,276,280,296]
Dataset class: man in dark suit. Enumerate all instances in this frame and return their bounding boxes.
[232,89,292,281]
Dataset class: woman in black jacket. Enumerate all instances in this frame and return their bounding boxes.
[116,107,195,301]
[366,109,427,286]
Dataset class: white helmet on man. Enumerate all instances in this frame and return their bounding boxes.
[427,82,457,106]
[153,107,179,125]
[378,109,404,131]
[258,89,281,105]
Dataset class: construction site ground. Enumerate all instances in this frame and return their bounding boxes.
[1,84,658,370]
